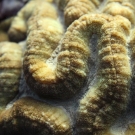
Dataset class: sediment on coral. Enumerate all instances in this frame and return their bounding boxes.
[0,97,72,135]
[0,41,23,111]
[73,14,131,134]
[56,0,69,11]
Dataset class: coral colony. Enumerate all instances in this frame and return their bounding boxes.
[0,0,135,134]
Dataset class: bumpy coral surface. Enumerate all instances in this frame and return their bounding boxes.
[0,97,72,135]
[74,14,131,134]
[0,42,22,111]
[0,0,135,135]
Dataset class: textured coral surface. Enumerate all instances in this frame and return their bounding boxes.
[0,0,135,135]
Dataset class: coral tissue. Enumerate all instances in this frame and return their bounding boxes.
[0,0,135,135]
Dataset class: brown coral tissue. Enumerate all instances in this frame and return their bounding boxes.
[1,0,135,135]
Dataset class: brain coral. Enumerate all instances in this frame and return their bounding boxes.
[0,0,135,135]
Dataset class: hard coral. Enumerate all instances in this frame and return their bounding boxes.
[0,0,135,135]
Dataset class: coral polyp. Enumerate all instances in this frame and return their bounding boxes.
[0,0,135,135]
